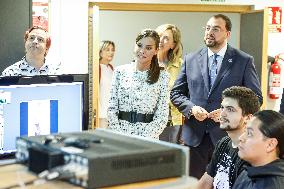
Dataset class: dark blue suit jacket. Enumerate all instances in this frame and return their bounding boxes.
[280,88,284,115]
[170,45,263,147]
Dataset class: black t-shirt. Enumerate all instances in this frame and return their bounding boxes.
[206,136,246,189]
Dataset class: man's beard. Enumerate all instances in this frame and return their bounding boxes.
[204,39,215,47]
[220,118,245,131]
[220,124,239,131]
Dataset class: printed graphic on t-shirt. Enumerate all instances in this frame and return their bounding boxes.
[213,153,232,189]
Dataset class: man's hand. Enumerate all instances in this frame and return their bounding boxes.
[196,172,213,189]
[192,106,208,121]
[207,108,221,123]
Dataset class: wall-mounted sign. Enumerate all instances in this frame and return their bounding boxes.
[32,1,49,31]
[268,7,282,33]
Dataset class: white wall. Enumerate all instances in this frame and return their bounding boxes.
[50,0,284,71]
[99,11,240,67]
[49,0,89,74]
[49,0,284,110]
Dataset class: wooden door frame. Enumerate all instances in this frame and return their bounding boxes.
[240,9,269,109]
[90,2,253,12]
[88,2,254,128]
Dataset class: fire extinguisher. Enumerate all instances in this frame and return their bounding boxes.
[269,56,281,99]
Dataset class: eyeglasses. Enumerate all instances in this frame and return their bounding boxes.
[203,26,222,33]
[27,35,45,43]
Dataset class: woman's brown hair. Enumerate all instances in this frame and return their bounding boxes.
[136,29,161,84]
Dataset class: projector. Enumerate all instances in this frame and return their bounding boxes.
[15,129,188,188]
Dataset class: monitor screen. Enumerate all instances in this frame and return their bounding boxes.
[0,74,89,157]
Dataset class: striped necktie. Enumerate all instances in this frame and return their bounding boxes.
[209,54,218,89]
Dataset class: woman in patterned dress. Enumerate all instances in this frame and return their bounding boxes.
[107,29,169,139]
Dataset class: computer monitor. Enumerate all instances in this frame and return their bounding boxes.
[0,74,89,158]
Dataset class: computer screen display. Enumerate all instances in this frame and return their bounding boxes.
[0,75,89,157]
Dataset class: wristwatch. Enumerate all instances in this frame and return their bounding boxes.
[187,108,193,118]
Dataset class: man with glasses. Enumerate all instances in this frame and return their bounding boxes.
[170,14,262,179]
[2,26,60,76]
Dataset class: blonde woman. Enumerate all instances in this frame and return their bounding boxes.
[99,40,115,128]
[156,24,183,143]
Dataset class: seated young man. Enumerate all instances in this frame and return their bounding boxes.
[197,86,260,189]
[233,110,284,189]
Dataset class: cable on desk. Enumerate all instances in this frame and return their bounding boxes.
[1,178,41,189]
[2,162,87,189]
[38,162,87,180]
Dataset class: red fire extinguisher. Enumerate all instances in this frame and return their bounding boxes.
[269,56,281,99]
